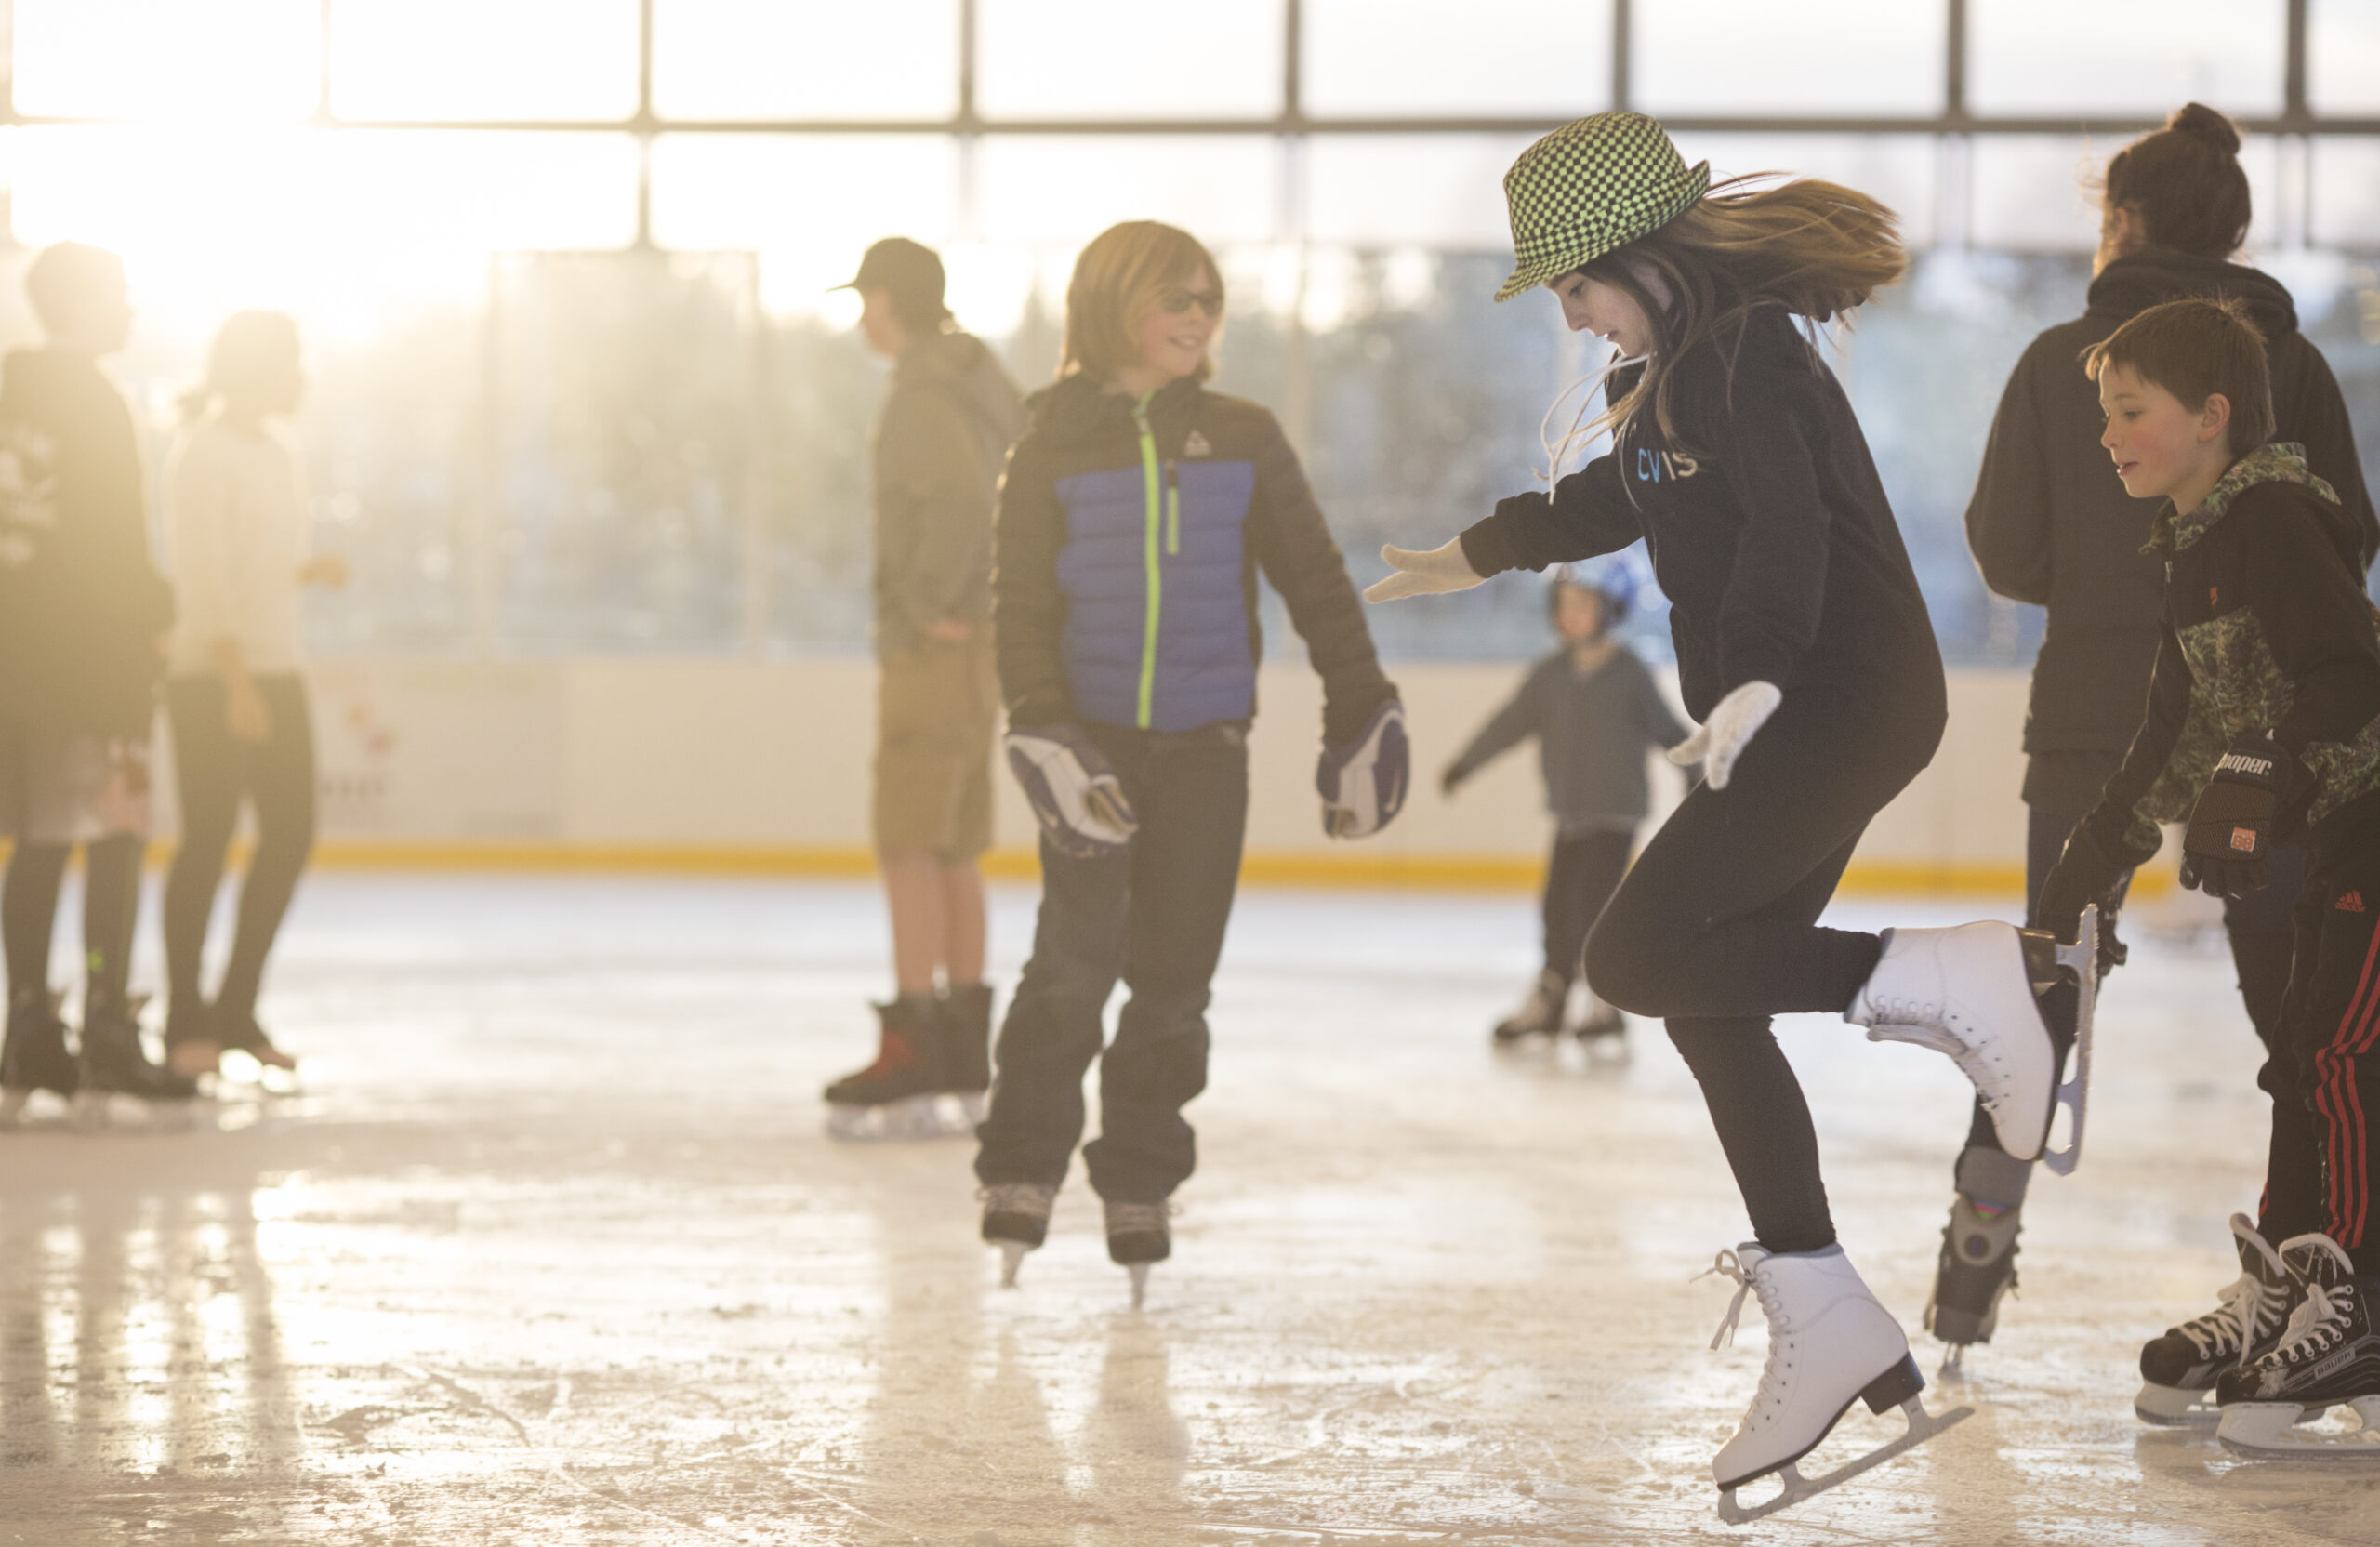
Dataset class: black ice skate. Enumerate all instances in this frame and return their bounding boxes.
[0,989,78,1124]
[981,1182,1057,1288]
[1924,1194,2023,1359]
[1492,972,1567,1045]
[1105,1199,1171,1309]
[823,997,951,1141]
[936,984,995,1127]
[2135,1213,2292,1426]
[74,994,200,1127]
[2215,1233,2380,1459]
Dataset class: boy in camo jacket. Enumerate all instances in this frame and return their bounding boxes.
[2038,297,2380,1455]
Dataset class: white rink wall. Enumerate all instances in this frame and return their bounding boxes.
[158,657,2037,891]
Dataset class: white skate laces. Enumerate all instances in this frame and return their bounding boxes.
[980,1183,1056,1221]
[1702,1250,1798,1432]
[2178,1217,2292,1360]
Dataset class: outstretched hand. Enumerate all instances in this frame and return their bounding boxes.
[1364,538,1485,603]
[1667,681,1782,791]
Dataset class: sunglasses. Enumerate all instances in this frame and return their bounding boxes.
[1159,289,1225,318]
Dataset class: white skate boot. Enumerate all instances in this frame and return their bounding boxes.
[1705,1243,1972,1523]
[1845,910,2097,1165]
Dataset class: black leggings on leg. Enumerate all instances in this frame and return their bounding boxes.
[3,841,69,1007]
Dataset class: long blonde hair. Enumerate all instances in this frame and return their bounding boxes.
[1059,220,1223,384]
[1577,177,1904,454]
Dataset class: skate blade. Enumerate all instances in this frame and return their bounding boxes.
[2135,1381,2222,1428]
[998,1240,1028,1289]
[2217,1396,2380,1460]
[1717,1397,1973,1525]
[2041,905,2096,1176]
[1128,1263,1150,1310]
[825,1094,965,1144]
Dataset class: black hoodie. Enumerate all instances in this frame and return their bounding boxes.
[1965,250,2376,812]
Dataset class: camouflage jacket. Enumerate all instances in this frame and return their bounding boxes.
[2083,443,2380,864]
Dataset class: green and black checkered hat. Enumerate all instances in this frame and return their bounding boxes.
[1495,112,1710,302]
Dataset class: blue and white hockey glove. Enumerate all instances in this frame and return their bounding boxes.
[1317,698,1409,840]
[1005,725,1138,859]
[2181,734,2311,898]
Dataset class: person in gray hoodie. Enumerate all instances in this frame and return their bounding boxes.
[1444,560,1687,1046]
[821,239,1026,1140]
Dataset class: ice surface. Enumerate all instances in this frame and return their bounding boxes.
[0,874,2364,1543]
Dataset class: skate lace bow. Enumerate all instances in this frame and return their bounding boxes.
[1699,1250,1792,1353]
[2179,1270,2266,1359]
[2272,1278,2353,1364]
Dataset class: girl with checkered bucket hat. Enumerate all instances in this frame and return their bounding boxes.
[1368,113,2096,1516]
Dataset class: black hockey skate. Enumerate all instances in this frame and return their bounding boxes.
[2135,1213,2292,1425]
[1105,1199,1171,1309]
[2215,1233,2380,1458]
[75,994,200,1127]
[937,984,995,1127]
[1925,1195,2022,1357]
[1,989,78,1124]
[981,1182,1057,1288]
[823,997,949,1141]
[1492,972,1567,1045]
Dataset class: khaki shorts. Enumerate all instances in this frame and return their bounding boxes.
[872,636,998,860]
[0,718,152,843]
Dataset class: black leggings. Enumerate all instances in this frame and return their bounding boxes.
[1583,682,1941,1254]
[1544,827,1634,985]
[2,832,142,1009]
[163,676,316,1025]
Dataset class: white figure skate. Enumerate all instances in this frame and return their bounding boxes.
[1705,1243,1972,1523]
[1846,908,2097,1166]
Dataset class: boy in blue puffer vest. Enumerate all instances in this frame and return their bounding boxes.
[978,221,1407,1306]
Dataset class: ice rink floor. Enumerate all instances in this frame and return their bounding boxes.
[1,872,2373,1545]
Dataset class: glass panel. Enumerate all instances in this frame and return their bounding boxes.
[328,133,642,252]
[1668,134,1938,247]
[1633,0,1944,115]
[975,0,1285,119]
[975,137,1279,246]
[649,135,961,300]
[1302,0,1610,117]
[2312,0,2380,115]
[1305,137,1534,249]
[651,0,961,121]
[1968,0,2285,115]
[2310,139,2380,248]
[14,0,320,122]
[1968,134,2282,253]
[331,0,641,121]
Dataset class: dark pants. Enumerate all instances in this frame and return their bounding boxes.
[163,675,317,1026]
[1582,682,1941,1255]
[973,722,1248,1204]
[1544,826,1634,986]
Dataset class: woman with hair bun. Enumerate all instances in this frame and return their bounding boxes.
[1942,102,2376,1380]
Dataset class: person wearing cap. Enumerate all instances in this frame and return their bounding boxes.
[819,237,1026,1141]
[1367,114,2068,1509]
[1440,559,1686,1049]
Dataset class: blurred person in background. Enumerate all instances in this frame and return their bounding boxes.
[977,220,1407,1304]
[0,241,193,1119]
[160,310,343,1081]
[818,238,1025,1142]
[1943,102,2376,1364]
[1441,559,1686,1049]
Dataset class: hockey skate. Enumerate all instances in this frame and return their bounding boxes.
[1845,906,2097,1167]
[937,984,995,1128]
[73,994,200,1130]
[1924,1194,2022,1362]
[823,997,952,1141]
[981,1182,1057,1288]
[1491,972,1567,1046]
[1105,1199,1171,1310]
[1704,1243,1971,1524]
[2135,1213,2292,1426]
[2215,1233,2380,1459]
[0,989,77,1126]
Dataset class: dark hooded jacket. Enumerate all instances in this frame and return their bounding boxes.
[0,348,173,736]
[1965,250,2376,813]
[871,329,1025,658]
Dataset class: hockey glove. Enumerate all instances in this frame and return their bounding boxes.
[2035,821,2132,977]
[1666,681,1782,791]
[1004,725,1138,859]
[2181,735,2312,899]
[1364,538,1485,603]
[1318,698,1410,840]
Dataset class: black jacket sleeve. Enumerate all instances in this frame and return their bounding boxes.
[1446,658,1545,783]
[1709,383,1835,694]
[2286,341,2380,571]
[989,439,1074,728]
[1964,343,2056,605]
[2246,498,2380,760]
[2081,618,2196,864]
[1247,412,1396,743]
[1458,455,1638,577]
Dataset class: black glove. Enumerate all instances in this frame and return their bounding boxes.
[2181,735,2313,899]
[2035,822,2132,978]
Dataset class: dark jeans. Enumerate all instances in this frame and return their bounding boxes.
[163,675,317,1025]
[1583,681,1942,1254]
[1545,826,1634,986]
[974,722,1249,1203]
